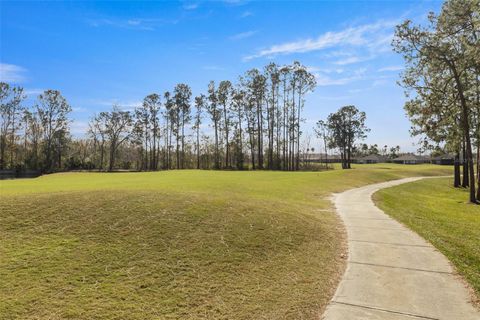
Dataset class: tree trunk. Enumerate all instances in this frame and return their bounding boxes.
[296,88,302,171]
[238,110,243,169]
[223,104,229,168]
[99,139,104,170]
[0,136,5,170]
[454,151,461,187]
[450,61,476,203]
[214,115,219,169]
[181,116,185,169]
[256,101,263,170]
[462,139,469,187]
[109,145,115,171]
[196,127,200,170]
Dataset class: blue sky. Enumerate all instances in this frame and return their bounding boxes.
[1,0,442,152]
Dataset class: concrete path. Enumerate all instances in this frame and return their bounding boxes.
[322,177,479,320]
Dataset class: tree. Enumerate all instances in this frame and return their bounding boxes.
[146,94,162,170]
[326,105,369,169]
[314,119,331,165]
[23,109,42,170]
[245,69,266,169]
[0,83,26,169]
[100,105,132,171]
[393,0,480,202]
[232,88,246,169]
[36,90,71,172]
[207,81,221,169]
[292,62,316,170]
[134,100,151,170]
[135,94,162,170]
[218,80,232,168]
[264,63,280,169]
[174,84,192,169]
[193,94,205,169]
[163,91,174,169]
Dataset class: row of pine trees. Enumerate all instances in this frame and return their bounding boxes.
[0,61,317,172]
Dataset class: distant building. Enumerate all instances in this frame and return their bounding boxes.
[393,154,430,165]
[431,154,455,165]
[356,154,387,164]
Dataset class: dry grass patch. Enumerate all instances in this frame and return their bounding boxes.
[0,164,451,319]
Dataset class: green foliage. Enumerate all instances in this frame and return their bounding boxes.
[324,105,370,169]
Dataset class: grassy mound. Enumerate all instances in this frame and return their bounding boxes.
[0,164,451,319]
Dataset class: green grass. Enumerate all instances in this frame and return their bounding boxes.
[0,164,451,319]
[374,178,480,300]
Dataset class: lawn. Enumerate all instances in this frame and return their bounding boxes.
[374,178,480,302]
[0,164,451,319]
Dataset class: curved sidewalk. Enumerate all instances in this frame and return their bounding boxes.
[322,177,479,320]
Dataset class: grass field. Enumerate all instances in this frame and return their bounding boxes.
[0,164,452,319]
[374,178,480,302]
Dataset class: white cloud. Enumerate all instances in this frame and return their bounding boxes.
[229,30,257,40]
[334,55,373,65]
[244,19,397,60]
[183,3,199,10]
[315,74,358,86]
[378,65,403,72]
[223,0,248,5]
[87,17,178,31]
[127,19,141,26]
[240,11,253,18]
[0,63,27,83]
[314,68,367,86]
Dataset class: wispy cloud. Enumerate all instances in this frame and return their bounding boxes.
[334,55,372,65]
[87,17,178,31]
[240,11,253,18]
[223,0,249,6]
[183,3,199,10]
[0,63,27,83]
[202,65,225,71]
[314,68,367,86]
[229,30,257,40]
[378,65,403,72]
[307,66,345,74]
[244,19,397,60]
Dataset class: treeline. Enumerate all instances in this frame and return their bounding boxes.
[356,144,402,159]
[0,86,71,172]
[393,0,480,203]
[0,61,318,172]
